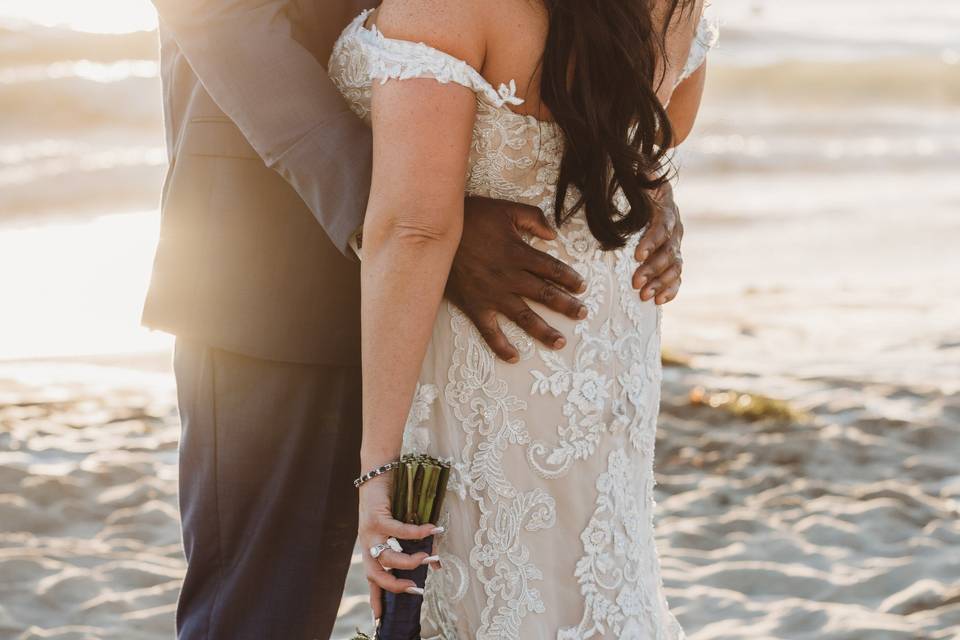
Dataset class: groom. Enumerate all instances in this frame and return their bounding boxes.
[143,0,686,638]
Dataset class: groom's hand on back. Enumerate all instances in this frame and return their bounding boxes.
[448,191,685,362]
[446,197,587,363]
[632,181,684,305]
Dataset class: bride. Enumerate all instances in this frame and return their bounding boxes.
[329,0,716,637]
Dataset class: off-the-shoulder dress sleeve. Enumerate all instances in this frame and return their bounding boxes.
[339,10,525,109]
[677,14,720,85]
[330,9,528,258]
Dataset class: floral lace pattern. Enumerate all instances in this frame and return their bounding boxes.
[557,447,682,640]
[329,9,714,638]
[443,305,558,640]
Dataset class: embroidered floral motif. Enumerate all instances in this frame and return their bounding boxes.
[402,383,440,454]
[422,539,468,640]
[331,9,529,114]
[557,448,683,640]
[443,306,559,639]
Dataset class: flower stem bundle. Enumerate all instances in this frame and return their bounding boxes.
[392,454,450,526]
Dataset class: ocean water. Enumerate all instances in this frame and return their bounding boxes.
[0,0,957,383]
[0,1,164,359]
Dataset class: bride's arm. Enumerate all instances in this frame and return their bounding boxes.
[659,0,711,146]
[666,62,707,147]
[355,0,486,613]
[359,79,476,468]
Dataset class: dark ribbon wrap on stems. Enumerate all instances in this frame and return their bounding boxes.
[375,535,433,640]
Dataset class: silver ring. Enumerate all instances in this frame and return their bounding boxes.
[386,537,402,552]
[369,542,389,559]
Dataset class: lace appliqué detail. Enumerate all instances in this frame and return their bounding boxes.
[677,14,720,84]
[558,448,683,640]
[331,9,524,122]
[422,521,469,640]
[442,305,559,640]
[402,382,440,454]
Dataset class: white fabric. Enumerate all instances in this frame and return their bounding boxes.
[679,13,720,84]
[330,10,716,638]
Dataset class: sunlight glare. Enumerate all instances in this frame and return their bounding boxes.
[0,212,173,360]
[0,0,157,33]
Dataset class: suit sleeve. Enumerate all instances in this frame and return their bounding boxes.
[151,0,371,257]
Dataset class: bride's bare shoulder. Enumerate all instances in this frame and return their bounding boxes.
[374,0,490,70]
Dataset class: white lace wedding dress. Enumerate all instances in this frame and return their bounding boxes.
[330,10,717,639]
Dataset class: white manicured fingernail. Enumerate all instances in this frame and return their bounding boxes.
[421,555,440,565]
[431,526,445,534]
[405,586,424,596]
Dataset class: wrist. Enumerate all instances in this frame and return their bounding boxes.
[355,455,401,492]
[359,469,393,489]
[358,469,393,497]
[360,449,401,471]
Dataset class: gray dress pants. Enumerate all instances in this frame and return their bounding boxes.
[172,338,362,639]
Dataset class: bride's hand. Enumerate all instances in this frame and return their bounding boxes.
[358,473,441,618]
[633,181,684,305]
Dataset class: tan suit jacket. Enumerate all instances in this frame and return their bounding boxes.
[142,0,377,364]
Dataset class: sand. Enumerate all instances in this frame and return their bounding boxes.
[1,354,957,640]
[0,361,182,640]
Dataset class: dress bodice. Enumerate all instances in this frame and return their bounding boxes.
[328,9,718,241]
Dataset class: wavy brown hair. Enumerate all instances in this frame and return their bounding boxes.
[540,0,693,249]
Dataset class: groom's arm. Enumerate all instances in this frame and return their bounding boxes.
[150,0,370,255]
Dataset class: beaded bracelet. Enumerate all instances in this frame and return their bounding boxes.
[353,459,401,488]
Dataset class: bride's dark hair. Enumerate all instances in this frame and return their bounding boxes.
[540,0,693,249]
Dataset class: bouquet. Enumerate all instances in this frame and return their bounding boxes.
[353,454,451,640]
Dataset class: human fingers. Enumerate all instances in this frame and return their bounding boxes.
[640,264,682,302]
[655,278,681,305]
[633,222,673,264]
[376,518,442,542]
[460,305,518,363]
[520,243,586,294]
[376,548,439,571]
[513,272,587,321]
[502,295,566,350]
[632,243,680,290]
[379,551,441,571]
[364,552,418,594]
[369,579,383,620]
[510,203,557,241]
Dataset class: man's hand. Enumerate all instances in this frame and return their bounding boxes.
[632,181,684,305]
[446,197,587,363]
